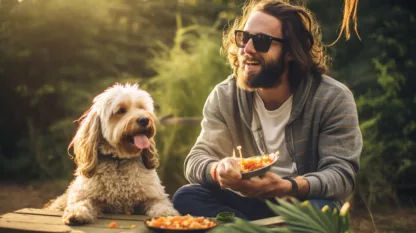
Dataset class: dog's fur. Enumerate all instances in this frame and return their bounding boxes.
[45,83,179,225]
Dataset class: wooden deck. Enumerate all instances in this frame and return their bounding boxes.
[0,208,284,233]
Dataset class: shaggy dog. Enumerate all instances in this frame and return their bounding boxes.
[46,83,179,225]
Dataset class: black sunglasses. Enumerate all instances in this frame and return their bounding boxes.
[234,30,284,53]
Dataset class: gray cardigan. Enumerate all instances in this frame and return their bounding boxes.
[184,74,362,207]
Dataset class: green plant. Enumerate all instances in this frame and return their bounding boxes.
[139,15,231,193]
[211,198,352,233]
[354,5,416,207]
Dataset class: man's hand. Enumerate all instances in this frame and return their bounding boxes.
[235,172,291,198]
[211,159,290,198]
[210,159,310,199]
[212,157,242,187]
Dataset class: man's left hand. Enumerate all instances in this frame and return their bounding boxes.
[228,172,292,198]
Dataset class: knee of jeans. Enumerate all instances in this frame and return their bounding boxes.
[172,184,201,210]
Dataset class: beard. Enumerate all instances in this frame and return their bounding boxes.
[237,52,286,90]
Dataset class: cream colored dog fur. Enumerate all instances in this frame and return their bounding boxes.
[46,83,179,225]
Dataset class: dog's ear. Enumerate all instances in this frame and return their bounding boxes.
[68,107,100,178]
[141,138,159,169]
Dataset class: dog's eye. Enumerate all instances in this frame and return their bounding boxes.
[116,108,127,114]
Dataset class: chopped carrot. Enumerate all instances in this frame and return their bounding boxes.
[131,224,137,228]
[240,153,276,172]
[108,221,118,228]
[146,215,216,230]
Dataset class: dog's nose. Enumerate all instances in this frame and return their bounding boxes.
[136,117,149,127]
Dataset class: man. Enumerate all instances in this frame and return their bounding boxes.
[172,0,362,220]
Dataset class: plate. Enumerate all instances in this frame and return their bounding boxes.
[240,153,279,179]
[144,217,217,233]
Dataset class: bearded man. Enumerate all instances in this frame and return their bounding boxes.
[173,0,362,220]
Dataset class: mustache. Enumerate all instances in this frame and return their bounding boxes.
[240,55,263,63]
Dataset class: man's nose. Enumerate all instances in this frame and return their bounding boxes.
[243,38,256,54]
[136,117,149,127]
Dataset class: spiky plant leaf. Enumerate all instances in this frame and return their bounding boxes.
[210,217,276,233]
[211,197,352,233]
[266,199,327,232]
[299,201,335,232]
[268,198,352,233]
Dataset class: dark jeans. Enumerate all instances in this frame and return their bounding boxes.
[172,184,337,221]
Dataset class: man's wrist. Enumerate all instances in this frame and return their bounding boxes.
[281,176,310,199]
[283,177,299,196]
[209,162,219,182]
[204,162,219,186]
[288,176,310,198]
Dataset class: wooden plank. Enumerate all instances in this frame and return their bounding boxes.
[1,213,145,229]
[13,209,284,226]
[0,221,149,233]
[0,220,71,233]
[14,209,63,217]
[250,216,285,226]
[71,224,149,233]
[2,213,63,225]
[1,208,283,233]
[14,209,148,221]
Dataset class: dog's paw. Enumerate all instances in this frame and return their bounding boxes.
[162,207,180,216]
[146,202,180,217]
[62,206,95,225]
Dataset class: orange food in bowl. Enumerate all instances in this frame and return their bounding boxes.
[239,153,276,173]
[146,215,216,230]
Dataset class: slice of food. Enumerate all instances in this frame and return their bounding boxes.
[146,215,216,230]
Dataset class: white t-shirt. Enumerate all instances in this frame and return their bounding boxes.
[253,92,297,178]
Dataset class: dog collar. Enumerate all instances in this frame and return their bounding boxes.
[98,153,138,166]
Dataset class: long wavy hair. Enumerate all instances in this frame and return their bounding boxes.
[222,0,359,87]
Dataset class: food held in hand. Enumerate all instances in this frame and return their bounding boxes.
[239,152,278,173]
[146,215,216,230]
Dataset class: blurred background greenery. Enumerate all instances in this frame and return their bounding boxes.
[0,0,415,216]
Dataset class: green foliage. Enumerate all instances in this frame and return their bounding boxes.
[141,16,231,192]
[0,0,124,179]
[308,0,416,206]
[211,198,352,233]
[354,4,416,206]
[0,0,234,181]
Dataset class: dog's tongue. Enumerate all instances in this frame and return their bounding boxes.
[133,135,150,149]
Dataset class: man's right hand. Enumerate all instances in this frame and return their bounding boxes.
[210,157,242,188]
